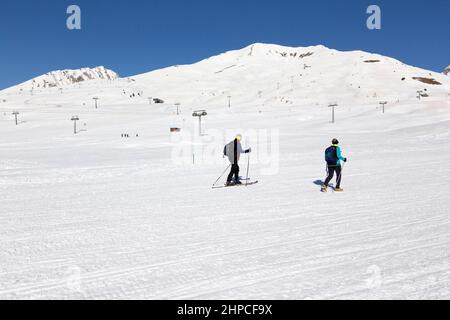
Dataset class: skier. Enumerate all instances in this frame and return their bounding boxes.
[322,138,347,192]
[224,134,251,186]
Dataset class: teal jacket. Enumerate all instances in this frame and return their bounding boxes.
[332,144,346,166]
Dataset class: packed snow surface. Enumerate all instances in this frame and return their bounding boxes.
[0,44,449,299]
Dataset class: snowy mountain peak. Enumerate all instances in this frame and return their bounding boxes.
[228,43,331,60]
[133,43,450,108]
[244,43,323,59]
[17,66,119,91]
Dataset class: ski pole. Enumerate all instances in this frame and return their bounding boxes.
[212,164,231,187]
[337,161,345,186]
[245,154,250,186]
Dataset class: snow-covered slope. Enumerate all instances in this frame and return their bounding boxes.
[0,43,450,300]
[10,66,119,92]
[3,43,449,108]
[130,43,450,108]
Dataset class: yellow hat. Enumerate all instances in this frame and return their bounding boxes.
[236,134,242,141]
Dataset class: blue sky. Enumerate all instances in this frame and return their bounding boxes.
[0,0,449,89]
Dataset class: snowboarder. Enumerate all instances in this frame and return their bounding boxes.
[224,134,251,186]
[322,138,347,192]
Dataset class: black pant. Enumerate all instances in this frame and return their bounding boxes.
[227,164,240,183]
[324,165,342,188]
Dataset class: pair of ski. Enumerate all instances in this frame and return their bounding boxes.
[212,180,259,189]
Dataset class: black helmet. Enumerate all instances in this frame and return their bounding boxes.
[332,138,339,145]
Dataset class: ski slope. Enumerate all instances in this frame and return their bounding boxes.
[0,44,450,299]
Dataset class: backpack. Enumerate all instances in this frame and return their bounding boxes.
[325,146,338,165]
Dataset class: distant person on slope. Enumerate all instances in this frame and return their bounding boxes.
[224,134,251,186]
[322,138,347,192]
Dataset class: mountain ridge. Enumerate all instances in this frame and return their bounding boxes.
[11,66,119,92]
[128,43,449,108]
[2,43,449,109]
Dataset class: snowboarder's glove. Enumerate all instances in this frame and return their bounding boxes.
[245,148,252,154]
[344,158,348,162]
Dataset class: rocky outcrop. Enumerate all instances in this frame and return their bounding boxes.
[26,66,119,90]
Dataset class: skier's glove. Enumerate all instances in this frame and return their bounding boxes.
[344,158,348,162]
[245,148,252,154]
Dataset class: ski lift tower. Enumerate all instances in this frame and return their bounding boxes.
[379,101,388,114]
[71,116,79,134]
[328,103,338,123]
[192,110,207,136]
[93,97,99,109]
[227,95,232,109]
[12,111,19,125]
[175,102,181,115]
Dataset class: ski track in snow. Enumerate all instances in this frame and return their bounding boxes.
[1,44,450,299]
[1,111,449,299]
